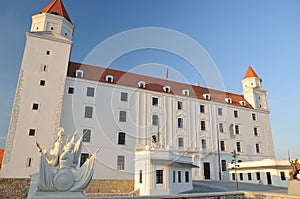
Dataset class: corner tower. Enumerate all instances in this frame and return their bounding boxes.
[242,66,268,110]
[1,0,73,177]
[31,0,74,39]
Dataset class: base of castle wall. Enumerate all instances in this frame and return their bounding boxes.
[288,180,300,195]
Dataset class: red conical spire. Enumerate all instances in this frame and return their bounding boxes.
[244,66,259,79]
[39,0,72,22]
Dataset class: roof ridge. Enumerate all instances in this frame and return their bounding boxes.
[68,61,252,109]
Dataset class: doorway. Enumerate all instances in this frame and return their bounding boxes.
[204,162,210,179]
[266,172,272,184]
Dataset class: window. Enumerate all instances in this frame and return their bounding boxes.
[252,113,256,121]
[163,86,171,93]
[256,143,260,153]
[173,171,176,183]
[178,137,184,147]
[201,120,206,131]
[40,80,46,86]
[220,141,225,151]
[84,106,93,118]
[248,173,252,181]
[219,123,224,133]
[203,93,210,100]
[32,103,39,110]
[254,127,258,136]
[177,101,183,110]
[234,110,239,118]
[182,89,189,96]
[225,98,232,104]
[106,75,114,83]
[256,172,261,180]
[280,172,286,180]
[156,170,163,184]
[26,158,32,167]
[87,87,95,97]
[236,142,242,152]
[218,108,223,116]
[46,50,50,55]
[68,87,74,94]
[118,132,126,145]
[240,173,243,181]
[139,170,143,183]
[202,139,207,149]
[240,101,246,106]
[121,92,128,102]
[41,64,48,72]
[178,118,183,128]
[117,155,125,170]
[200,105,205,113]
[152,115,158,126]
[82,129,91,142]
[76,69,84,78]
[185,171,189,182]
[119,111,127,122]
[235,125,240,134]
[178,171,181,183]
[221,160,227,171]
[152,97,158,106]
[232,173,235,180]
[138,81,146,88]
[29,129,36,136]
[80,153,89,167]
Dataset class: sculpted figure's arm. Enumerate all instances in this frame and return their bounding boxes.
[36,142,42,153]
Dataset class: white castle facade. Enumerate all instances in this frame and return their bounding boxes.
[1,0,275,182]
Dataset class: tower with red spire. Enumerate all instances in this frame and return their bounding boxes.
[241,66,268,110]
[1,0,74,177]
[31,0,74,39]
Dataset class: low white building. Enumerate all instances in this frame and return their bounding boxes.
[134,148,197,195]
[228,159,291,187]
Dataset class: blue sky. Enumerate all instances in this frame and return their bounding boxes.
[0,0,299,159]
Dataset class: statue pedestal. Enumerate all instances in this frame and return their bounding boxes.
[27,173,86,199]
[28,191,86,199]
[288,180,300,195]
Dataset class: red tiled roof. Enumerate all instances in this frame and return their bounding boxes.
[67,62,253,109]
[244,66,259,79]
[0,149,4,169]
[39,0,72,23]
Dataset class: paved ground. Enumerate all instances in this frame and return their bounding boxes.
[185,181,287,194]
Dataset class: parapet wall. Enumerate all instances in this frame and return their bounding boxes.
[0,178,134,198]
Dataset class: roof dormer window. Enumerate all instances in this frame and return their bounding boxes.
[163,86,171,93]
[203,93,211,100]
[75,69,84,78]
[225,98,232,104]
[138,81,146,88]
[182,89,190,96]
[239,100,246,106]
[106,75,114,83]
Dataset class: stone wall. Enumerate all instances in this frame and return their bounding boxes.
[86,179,134,194]
[0,178,134,198]
[0,178,30,199]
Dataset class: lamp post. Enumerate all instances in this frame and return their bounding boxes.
[231,149,240,191]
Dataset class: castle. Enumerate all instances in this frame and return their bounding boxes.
[1,0,275,183]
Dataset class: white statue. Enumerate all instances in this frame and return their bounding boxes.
[35,128,99,192]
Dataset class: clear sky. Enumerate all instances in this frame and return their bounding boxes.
[0,0,299,159]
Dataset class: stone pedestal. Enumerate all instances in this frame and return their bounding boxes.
[288,180,300,195]
[27,173,86,199]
